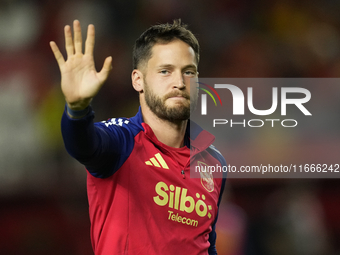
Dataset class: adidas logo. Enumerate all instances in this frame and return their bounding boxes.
[145,153,169,169]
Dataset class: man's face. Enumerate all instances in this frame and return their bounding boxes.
[142,39,198,122]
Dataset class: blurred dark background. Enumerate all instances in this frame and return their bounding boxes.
[0,0,340,254]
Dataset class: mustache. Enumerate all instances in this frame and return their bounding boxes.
[164,91,190,100]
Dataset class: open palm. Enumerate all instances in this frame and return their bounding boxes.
[50,20,112,110]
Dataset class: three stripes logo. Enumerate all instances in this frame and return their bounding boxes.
[197,82,222,115]
[145,153,169,169]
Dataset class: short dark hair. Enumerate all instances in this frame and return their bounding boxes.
[133,19,200,70]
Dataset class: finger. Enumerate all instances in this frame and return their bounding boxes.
[50,41,65,68]
[85,24,95,56]
[98,56,112,83]
[64,25,74,57]
[73,20,82,54]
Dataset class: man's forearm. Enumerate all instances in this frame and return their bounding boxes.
[61,105,99,162]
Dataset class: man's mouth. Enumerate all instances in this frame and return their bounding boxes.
[166,93,190,100]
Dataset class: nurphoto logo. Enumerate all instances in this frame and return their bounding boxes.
[191,78,339,179]
[196,79,312,128]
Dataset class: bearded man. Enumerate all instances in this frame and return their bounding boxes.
[50,19,226,255]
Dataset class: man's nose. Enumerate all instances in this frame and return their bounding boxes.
[173,72,186,89]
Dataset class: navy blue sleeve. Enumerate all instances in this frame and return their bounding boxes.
[208,224,217,254]
[206,145,227,255]
[208,176,226,255]
[61,106,135,178]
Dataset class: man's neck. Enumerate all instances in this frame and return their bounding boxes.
[141,106,187,148]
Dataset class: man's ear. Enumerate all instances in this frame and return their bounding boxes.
[131,69,144,92]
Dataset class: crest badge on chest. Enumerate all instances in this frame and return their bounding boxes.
[196,161,214,192]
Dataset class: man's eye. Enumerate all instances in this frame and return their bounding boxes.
[160,70,169,74]
[184,71,195,76]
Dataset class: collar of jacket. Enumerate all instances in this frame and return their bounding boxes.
[129,107,215,154]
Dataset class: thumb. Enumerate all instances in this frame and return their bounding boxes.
[98,56,112,83]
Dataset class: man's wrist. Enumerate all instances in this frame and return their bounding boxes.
[66,104,91,119]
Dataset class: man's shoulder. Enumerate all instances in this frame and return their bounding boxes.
[94,108,144,137]
[206,145,227,166]
[97,117,132,128]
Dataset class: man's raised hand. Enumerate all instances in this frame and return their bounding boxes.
[50,20,112,111]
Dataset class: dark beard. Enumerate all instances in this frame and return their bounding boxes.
[144,83,197,122]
